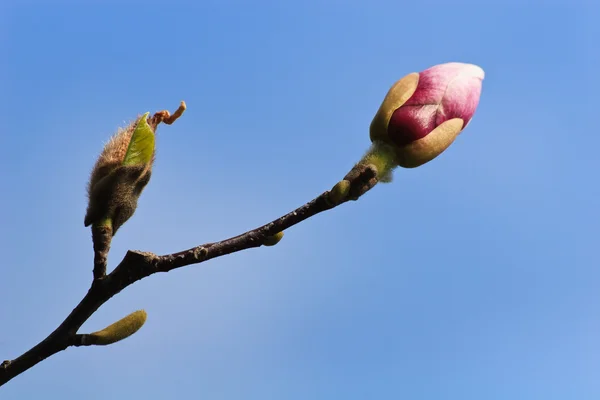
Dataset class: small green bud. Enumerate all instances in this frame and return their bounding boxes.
[327,180,351,205]
[263,231,284,246]
[86,310,148,346]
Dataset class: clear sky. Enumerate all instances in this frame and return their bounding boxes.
[1,0,598,399]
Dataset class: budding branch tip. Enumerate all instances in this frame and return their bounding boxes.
[149,101,187,128]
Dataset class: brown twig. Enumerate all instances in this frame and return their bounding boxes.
[92,224,112,280]
[0,163,379,386]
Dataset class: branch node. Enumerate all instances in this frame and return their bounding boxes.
[123,250,157,263]
[343,163,379,200]
[72,334,89,347]
[193,247,208,260]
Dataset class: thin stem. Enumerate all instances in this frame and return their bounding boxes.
[92,224,112,279]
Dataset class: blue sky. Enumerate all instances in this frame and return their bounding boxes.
[1,1,598,398]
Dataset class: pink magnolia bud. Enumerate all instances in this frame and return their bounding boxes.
[370,62,484,168]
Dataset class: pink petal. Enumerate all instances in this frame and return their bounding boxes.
[388,62,484,146]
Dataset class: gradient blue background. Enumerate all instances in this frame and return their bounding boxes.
[1,0,598,398]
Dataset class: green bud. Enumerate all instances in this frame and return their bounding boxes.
[263,231,284,246]
[327,180,351,205]
[86,310,148,346]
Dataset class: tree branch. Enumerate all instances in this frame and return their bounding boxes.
[0,164,378,386]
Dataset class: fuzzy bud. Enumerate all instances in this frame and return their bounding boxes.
[85,113,156,234]
[85,310,147,346]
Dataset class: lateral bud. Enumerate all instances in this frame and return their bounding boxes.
[85,310,148,346]
[263,231,284,246]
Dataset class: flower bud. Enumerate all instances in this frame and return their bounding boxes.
[370,62,484,168]
[85,113,155,234]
